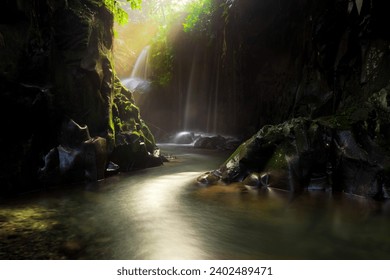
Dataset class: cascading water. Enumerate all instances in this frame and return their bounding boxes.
[123,43,234,140]
[131,45,150,78]
[183,52,198,131]
[122,45,151,94]
[182,46,221,134]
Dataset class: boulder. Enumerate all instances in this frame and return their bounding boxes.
[199,115,390,199]
[193,135,226,149]
[39,119,107,184]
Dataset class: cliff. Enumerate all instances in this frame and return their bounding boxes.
[0,0,159,195]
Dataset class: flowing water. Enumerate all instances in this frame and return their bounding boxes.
[122,46,151,95]
[1,145,390,260]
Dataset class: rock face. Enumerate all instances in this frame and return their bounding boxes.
[0,0,158,195]
[200,95,390,198]
[110,83,162,171]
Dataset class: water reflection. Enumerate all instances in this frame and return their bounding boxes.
[1,145,390,259]
[124,172,209,259]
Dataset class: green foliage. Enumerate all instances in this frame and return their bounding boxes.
[144,1,192,87]
[183,0,213,33]
[146,0,233,87]
[150,25,174,86]
[148,0,214,86]
[103,0,142,25]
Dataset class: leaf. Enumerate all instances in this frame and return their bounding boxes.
[103,0,141,25]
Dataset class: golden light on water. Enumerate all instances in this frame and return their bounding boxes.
[128,172,209,259]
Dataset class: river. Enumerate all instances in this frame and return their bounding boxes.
[1,144,390,259]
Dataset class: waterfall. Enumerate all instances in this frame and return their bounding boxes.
[183,45,222,134]
[183,53,198,131]
[131,45,150,79]
[122,46,151,94]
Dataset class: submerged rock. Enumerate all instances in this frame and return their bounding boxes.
[193,135,226,149]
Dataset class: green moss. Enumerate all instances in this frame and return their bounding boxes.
[111,78,156,153]
[264,145,289,170]
[316,105,370,130]
[222,135,253,166]
[140,120,156,151]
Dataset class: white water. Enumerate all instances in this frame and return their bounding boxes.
[183,52,198,131]
[122,46,151,94]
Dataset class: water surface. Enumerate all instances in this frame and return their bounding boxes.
[1,145,390,259]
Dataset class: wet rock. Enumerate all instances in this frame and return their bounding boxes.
[194,135,226,149]
[197,171,221,185]
[111,84,159,171]
[109,140,148,172]
[243,172,270,188]
[160,155,170,162]
[260,173,271,187]
[57,145,85,182]
[224,138,242,150]
[105,161,120,175]
[110,140,162,172]
[84,136,107,181]
[172,131,195,144]
[160,153,176,162]
[217,121,287,183]
[243,173,262,188]
[39,119,107,184]
[59,119,91,149]
[333,130,385,198]
[308,174,330,191]
[146,152,164,168]
[202,116,390,199]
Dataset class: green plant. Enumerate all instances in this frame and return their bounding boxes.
[182,0,213,33]
[150,25,174,86]
[103,0,142,25]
